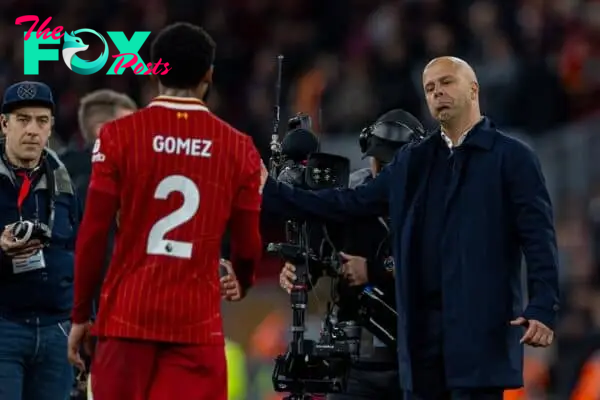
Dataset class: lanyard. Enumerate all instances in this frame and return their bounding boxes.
[16,171,33,213]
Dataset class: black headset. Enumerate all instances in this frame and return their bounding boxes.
[359,120,426,154]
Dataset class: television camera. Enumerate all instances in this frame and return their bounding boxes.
[267,55,397,399]
[268,116,357,399]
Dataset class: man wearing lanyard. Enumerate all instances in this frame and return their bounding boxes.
[0,81,79,400]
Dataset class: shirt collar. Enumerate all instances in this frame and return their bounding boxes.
[440,117,484,149]
[440,130,468,149]
[147,96,209,112]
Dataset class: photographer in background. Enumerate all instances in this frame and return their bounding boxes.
[277,109,425,399]
[0,81,79,400]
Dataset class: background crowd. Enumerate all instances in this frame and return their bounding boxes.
[2,0,600,398]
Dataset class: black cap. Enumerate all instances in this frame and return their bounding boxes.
[2,81,55,114]
[361,109,424,163]
[363,136,403,163]
[376,109,423,131]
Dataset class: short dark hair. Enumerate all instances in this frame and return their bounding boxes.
[78,89,137,141]
[151,22,216,89]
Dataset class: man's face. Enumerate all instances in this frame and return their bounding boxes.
[369,157,383,177]
[422,61,472,123]
[2,107,52,162]
[92,107,135,139]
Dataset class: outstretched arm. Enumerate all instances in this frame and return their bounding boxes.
[262,152,403,221]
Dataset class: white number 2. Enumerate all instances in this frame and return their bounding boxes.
[146,175,200,259]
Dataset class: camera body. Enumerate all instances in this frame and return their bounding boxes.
[10,220,52,245]
[272,321,361,396]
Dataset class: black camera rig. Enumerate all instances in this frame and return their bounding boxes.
[267,148,356,399]
[266,55,397,399]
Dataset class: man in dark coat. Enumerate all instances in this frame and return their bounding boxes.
[260,56,560,399]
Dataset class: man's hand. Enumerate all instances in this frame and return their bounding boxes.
[67,322,94,372]
[260,161,268,194]
[0,225,43,261]
[339,252,368,286]
[219,259,244,301]
[279,262,297,294]
[510,317,554,347]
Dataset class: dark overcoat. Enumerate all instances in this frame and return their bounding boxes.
[262,117,560,390]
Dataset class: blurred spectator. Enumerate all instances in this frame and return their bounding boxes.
[61,89,136,204]
[559,0,600,119]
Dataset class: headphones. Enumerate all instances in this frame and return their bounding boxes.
[359,120,426,154]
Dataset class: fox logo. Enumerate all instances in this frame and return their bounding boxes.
[62,29,109,75]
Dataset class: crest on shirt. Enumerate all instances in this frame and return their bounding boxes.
[91,138,106,163]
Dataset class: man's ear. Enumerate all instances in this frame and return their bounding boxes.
[0,114,8,134]
[204,66,214,84]
[470,81,479,100]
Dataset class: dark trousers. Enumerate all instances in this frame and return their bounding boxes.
[0,317,73,400]
[409,310,503,400]
[327,366,401,400]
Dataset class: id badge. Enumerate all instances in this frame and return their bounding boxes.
[12,250,46,274]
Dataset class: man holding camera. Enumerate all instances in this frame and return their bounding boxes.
[0,81,78,400]
[272,109,425,399]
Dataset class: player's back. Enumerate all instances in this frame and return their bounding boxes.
[96,96,254,343]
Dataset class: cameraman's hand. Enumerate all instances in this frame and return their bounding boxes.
[219,259,244,301]
[340,252,368,286]
[0,225,42,261]
[279,262,297,294]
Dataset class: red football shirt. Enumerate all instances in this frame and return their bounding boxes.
[75,96,263,344]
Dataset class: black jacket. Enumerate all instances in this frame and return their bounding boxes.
[337,168,395,321]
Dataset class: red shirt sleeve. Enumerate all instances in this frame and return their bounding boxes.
[71,123,121,323]
[232,136,262,211]
[229,136,263,290]
[72,189,119,323]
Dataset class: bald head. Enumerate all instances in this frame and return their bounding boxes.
[422,56,481,128]
[425,57,478,84]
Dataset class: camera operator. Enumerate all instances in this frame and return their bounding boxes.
[276,109,425,399]
[0,81,79,400]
